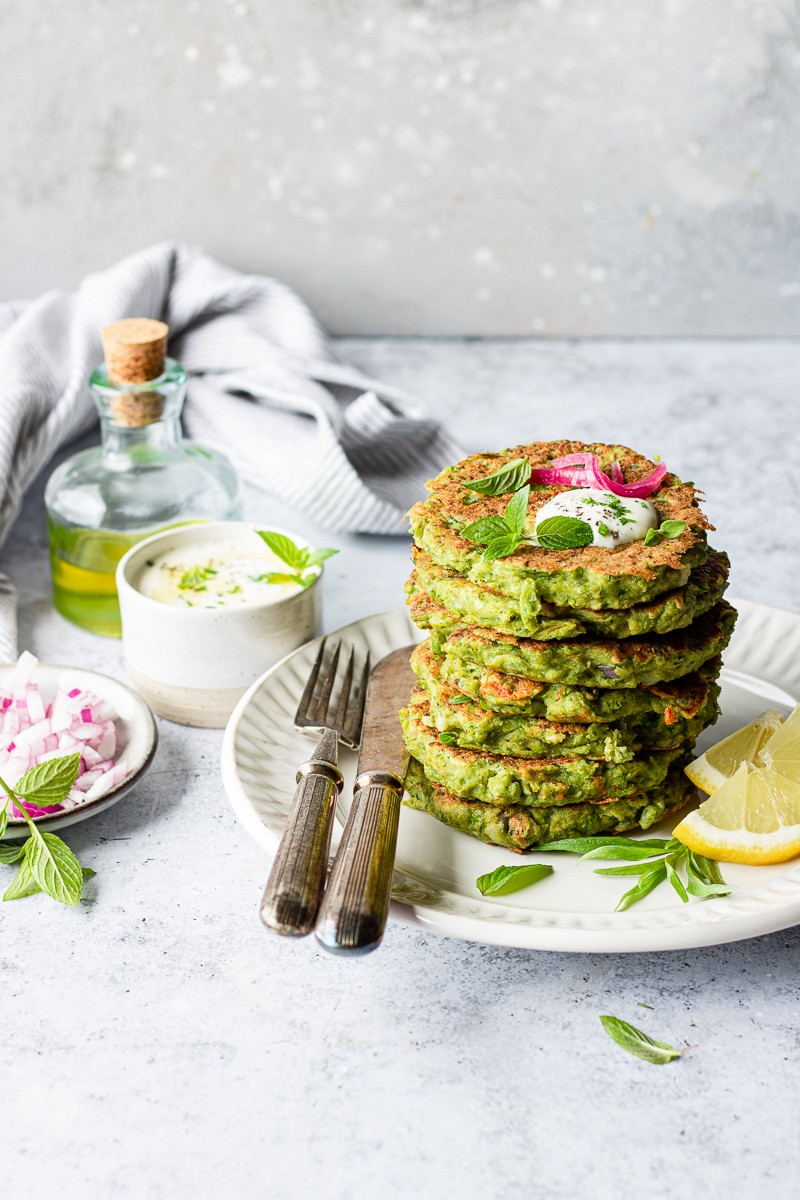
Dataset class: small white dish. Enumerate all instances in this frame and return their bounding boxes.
[3,661,158,836]
[117,522,323,728]
[221,598,800,954]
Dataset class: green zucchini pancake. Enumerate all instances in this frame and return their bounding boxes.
[400,440,734,852]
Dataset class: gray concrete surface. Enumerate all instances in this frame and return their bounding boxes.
[3,1,800,334]
[0,337,798,1200]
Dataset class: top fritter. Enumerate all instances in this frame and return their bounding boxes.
[408,440,711,611]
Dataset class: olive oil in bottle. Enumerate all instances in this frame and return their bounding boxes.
[45,318,241,637]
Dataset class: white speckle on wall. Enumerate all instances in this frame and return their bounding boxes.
[2,0,800,335]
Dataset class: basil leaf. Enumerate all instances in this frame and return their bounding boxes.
[535,516,594,550]
[644,528,661,546]
[460,515,511,545]
[256,530,309,570]
[660,520,686,539]
[504,485,530,539]
[476,863,553,896]
[3,859,41,902]
[0,842,25,864]
[482,535,522,562]
[15,753,80,806]
[464,457,531,496]
[25,826,83,906]
[599,1015,683,1065]
[615,862,667,911]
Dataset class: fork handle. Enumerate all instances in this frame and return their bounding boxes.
[259,757,344,937]
[314,770,404,955]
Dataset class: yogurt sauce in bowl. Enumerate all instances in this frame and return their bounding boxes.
[136,538,306,608]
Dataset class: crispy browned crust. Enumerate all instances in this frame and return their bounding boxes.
[410,440,711,580]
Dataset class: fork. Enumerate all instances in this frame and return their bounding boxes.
[259,638,370,937]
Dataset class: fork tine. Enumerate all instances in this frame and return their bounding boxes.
[294,638,326,726]
[330,645,355,732]
[310,640,341,726]
[342,651,371,748]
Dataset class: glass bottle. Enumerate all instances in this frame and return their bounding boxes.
[45,318,241,637]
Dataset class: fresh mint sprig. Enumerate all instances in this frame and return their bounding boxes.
[644,520,686,547]
[464,457,532,497]
[600,1015,684,1065]
[256,531,338,590]
[0,753,93,906]
[460,484,530,561]
[537,835,732,911]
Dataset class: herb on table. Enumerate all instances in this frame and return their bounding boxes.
[460,484,530,561]
[535,515,593,550]
[463,458,532,497]
[599,1015,683,1065]
[537,835,732,911]
[0,754,93,906]
[644,520,687,547]
[255,531,339,590]
[476,862,553,896]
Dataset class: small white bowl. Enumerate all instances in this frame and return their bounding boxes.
[116,522,323,727]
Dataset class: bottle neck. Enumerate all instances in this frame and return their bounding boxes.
[100,414,183,463]
[90,356,188,465]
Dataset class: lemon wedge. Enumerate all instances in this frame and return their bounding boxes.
[674,703,800,864]
[685,709,786,794]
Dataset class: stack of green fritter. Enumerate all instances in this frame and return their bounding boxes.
[400,440,736,852]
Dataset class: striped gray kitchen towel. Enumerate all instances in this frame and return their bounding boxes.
[0,241,461,546]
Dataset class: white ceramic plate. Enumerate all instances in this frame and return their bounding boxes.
[221,599,800,952]
[2,663,158,835]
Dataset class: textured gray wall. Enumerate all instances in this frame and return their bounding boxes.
[3,0,800,334]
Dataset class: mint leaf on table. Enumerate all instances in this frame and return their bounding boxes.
[463,457,532,496]
[535,515,594,550]
[600,1015,683,1065]
[14,753,80,806]
[476,863,553,896]
[0,754,94,906]
[3,859,41,902]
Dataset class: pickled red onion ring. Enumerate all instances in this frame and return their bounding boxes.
[529,453,666,497]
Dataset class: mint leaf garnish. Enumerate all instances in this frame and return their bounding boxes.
[255,530,339,590]
[476,863,553,896]
[599,1015,683,1065]
[464,457,531,496]
[645,520,686,547]
[25,824,83,906]
[459,487,532,562]
[535,515,593,550]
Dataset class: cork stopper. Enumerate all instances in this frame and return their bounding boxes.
[101,318,169,428]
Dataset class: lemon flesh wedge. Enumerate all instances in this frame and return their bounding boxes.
[685,708,787,794]
[675,703,800,864]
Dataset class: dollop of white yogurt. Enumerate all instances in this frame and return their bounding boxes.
[531,488,658,548]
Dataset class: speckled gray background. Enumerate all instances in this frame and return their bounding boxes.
[4,0,800,334]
